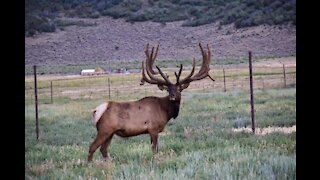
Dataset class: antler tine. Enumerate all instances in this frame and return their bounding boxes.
[177,58,196,84]
[140,61,159,85]
[174,64,183,84]
[199,43,208,63]
[207,44,211,62]
[141,44,172,86]
[206,44,215,81]
[195,43,210,77]
[146,45,158,75]
[156,65,173,85]
[177,43,214,89]
[144,43,149,58]
[191,43,212,80]
[152,44,160,67]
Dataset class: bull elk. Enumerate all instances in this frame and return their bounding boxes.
[88,43,214,162]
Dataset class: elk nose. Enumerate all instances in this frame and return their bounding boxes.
[169,97,176,101]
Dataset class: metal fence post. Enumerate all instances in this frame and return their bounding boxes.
[283,64,286,88]
[34,65,39,140]
[108,77,111,99]
[50,81,53,104]
[248,52,256,134]
[223,68,226,92]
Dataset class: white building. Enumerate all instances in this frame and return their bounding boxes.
[80,69,95,76]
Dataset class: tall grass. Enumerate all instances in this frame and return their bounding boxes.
[25,86,296,179]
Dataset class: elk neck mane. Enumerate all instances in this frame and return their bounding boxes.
[140,95,181,120]
[161,96,181,120]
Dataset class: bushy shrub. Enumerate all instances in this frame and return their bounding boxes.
[182,16,213,27]
[26,29,36,37]
[25,13,56,34]
[101,4,132,18]
[127,12,153,22]
[39,21,56,32]
[122,0,142,12]
[89,11,100,19]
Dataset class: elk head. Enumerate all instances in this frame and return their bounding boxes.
[140,43,215,101]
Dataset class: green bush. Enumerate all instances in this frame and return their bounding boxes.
[39,21,56,32]
[127,11,154,22]
[25,13,56,34]
[89,11,101,18]
[101,4,131,18]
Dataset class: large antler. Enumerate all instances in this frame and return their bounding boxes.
[176,43,215,90]
[140,44,173,86]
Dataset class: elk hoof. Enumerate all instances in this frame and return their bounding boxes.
[87,156,93,162]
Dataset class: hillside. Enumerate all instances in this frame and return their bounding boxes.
[25,16,295,71]
[25,0,296,36]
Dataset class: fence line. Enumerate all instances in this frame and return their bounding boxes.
[25,66,296,104]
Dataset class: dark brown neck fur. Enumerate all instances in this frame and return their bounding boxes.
[160,96,181,120]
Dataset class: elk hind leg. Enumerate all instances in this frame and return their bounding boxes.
[88,132,109,162]
[150,133,159,154]
[100,134,114,160]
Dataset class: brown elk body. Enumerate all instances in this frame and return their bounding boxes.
[88,43,214,162]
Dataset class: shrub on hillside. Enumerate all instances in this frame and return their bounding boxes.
[39,21,56,32]
[127,11,154,22]
[25,14,56,35]
[25,0,296,36]
[89,11,101,19]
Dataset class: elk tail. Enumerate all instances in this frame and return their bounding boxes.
[92,102,108,127]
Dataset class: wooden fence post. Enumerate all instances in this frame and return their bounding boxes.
[34,65,39,140]
[116,89,119,100]
[50,81,53,104]
[248,52,256,134]
[223,68,226,92]
[283,64,286,88]
[108,77,111,99]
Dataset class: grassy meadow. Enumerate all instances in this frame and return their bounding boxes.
[25,69,296,180]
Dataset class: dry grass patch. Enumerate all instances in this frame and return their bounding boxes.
[27,159,55,175]
[232,125,296,135]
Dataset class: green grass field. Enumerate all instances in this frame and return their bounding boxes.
[25,82,296,179]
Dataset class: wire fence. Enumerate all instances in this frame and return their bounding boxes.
[25,64,296,104]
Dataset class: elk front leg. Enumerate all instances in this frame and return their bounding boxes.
[150,133,159,154]
[88,132,108,162]
[100,134,114,160]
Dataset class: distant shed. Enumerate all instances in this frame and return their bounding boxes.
[80,69,95,76]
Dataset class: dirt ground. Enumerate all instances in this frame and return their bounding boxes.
[25,16,296,66]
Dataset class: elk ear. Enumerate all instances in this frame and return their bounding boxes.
[158,84,168,91]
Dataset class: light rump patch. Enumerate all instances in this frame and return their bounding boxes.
[92,102,108,126]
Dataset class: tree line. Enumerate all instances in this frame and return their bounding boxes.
[25,0,296,36]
